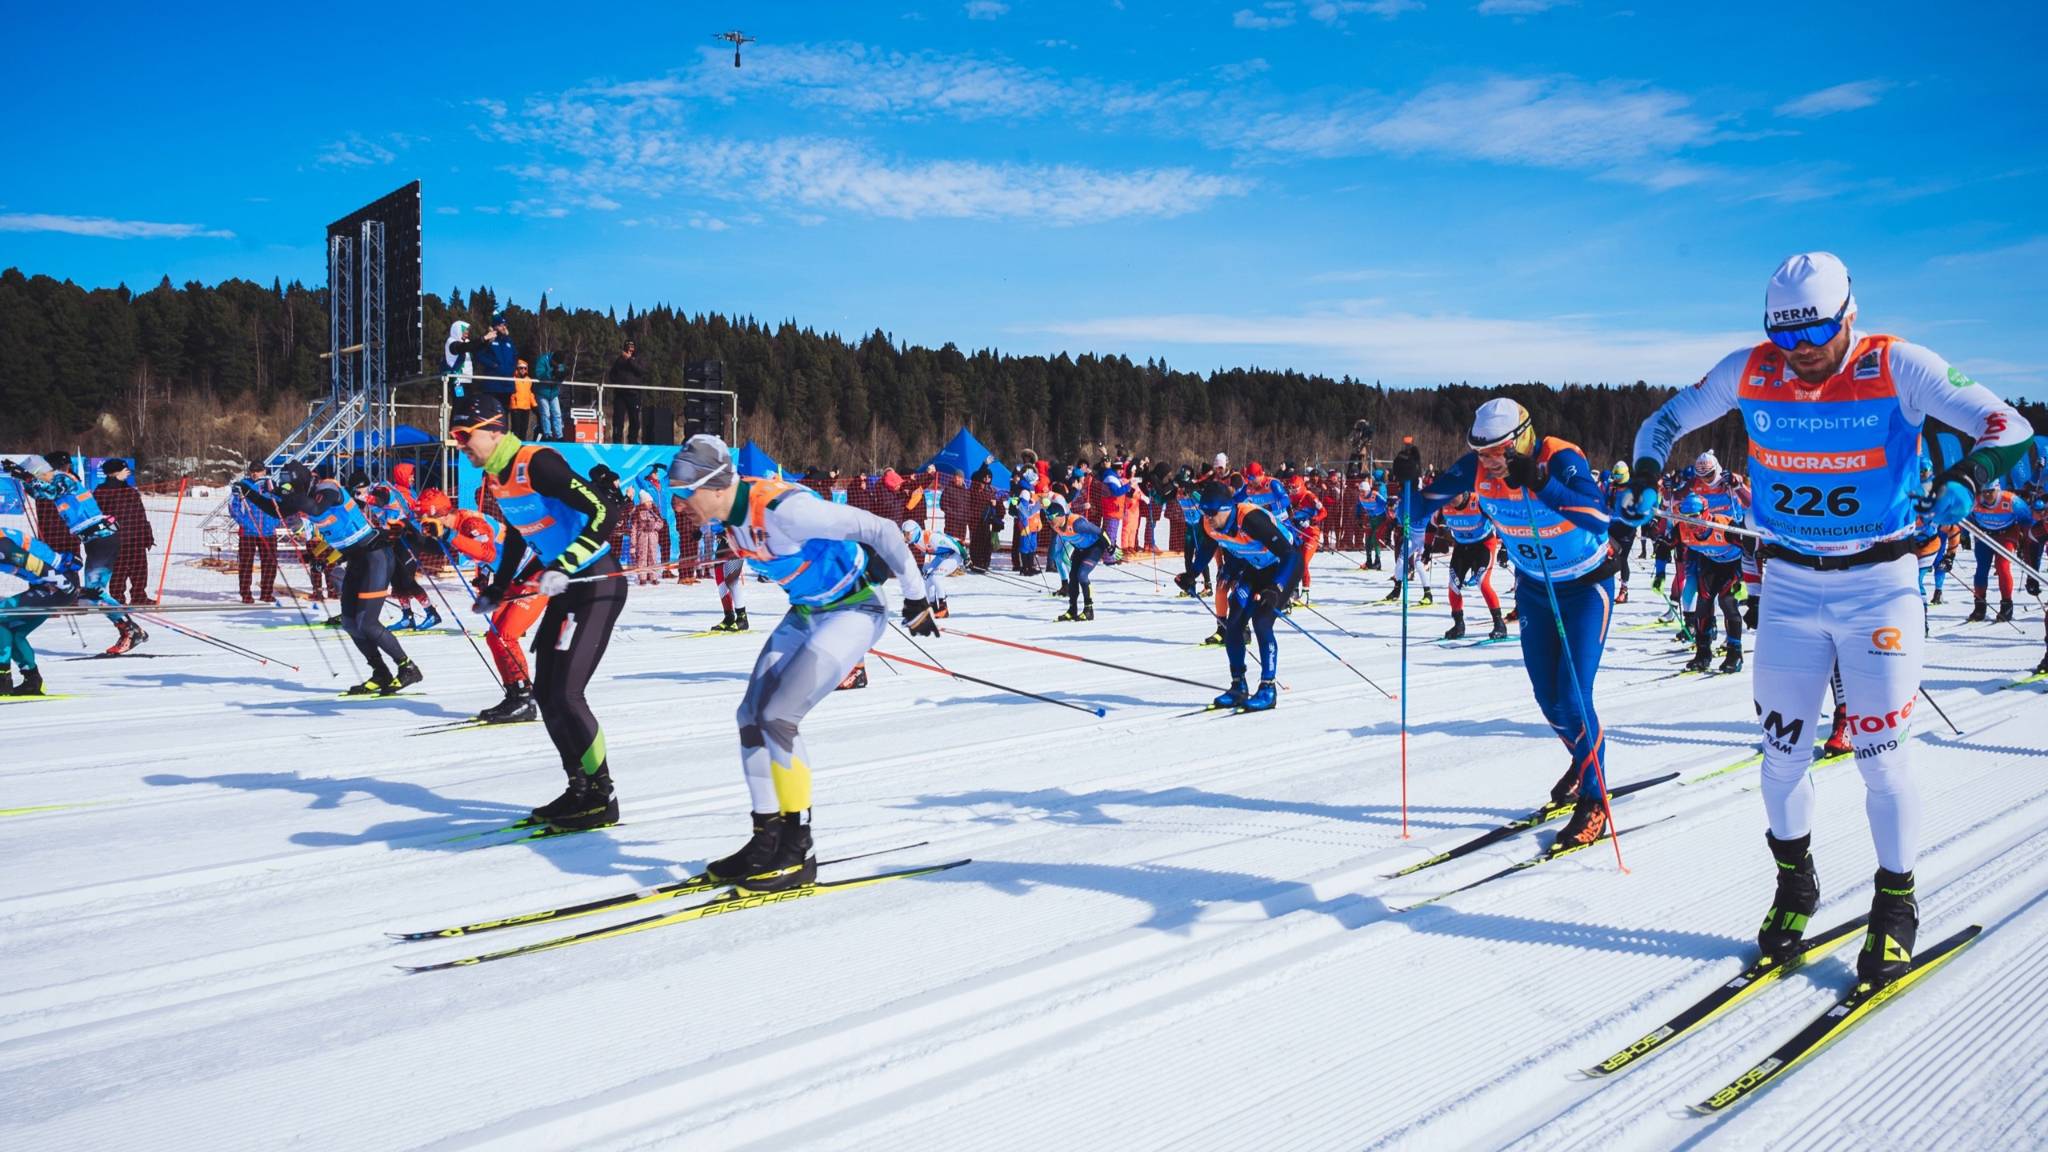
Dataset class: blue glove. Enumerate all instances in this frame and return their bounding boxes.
[1927,480,1974,526]
[1617,484,1660,528]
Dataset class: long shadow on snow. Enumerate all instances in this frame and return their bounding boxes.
[610,669,752,685]
[898,785,1516,834]
[142,769,678,879]
[919,858,1741,960]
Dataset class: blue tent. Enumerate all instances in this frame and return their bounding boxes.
[345,424,437,452]
[736,440,799,479]
[922,427,1011,490]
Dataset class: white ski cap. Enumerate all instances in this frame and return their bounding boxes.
[1469,397,1533,450]
[1694,450,1721,477]
[1765,252,1854,330]
[1214,452,1229,468]
[667,434,735,490]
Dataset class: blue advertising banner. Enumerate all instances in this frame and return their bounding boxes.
[454,441,691,559]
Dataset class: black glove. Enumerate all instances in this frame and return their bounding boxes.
[1497,547,1511,568]
[1173,570,1197,594]
[1504,452,1544,491]
[1,458,29,479]
[902,596,940,636]
[1255,584,1285,612]
[2028,576,2042,597]
[1390,444,1423,487]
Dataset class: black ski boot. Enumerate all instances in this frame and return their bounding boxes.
[706,811,816,890]
[1743,596,1760,630]
[346,663,396,696]
[1995,599,2015,624]
[1965,597,1988,623]
[2036,653,2048,677]
[837,663,869,690]
[1381,583,1401,603]
[1859,867,1918,987]
[1550,792,1608,853]
[387,658,423,696]
[531,769,619,831]
[1419,590,1434,606]
[0,667,11,694]
[478,679,536,724]
[12,667,44,697]
[1683,650,1713,674]
[1201,628,1226,646]
[1547,764,1580,809]
[1442,611,1466,641]
[1719,645,1745,674]
[1757,832,1818,961]
[1928,588,1943,606]
[1487,609,1509,641]
[1081,603,1095,621]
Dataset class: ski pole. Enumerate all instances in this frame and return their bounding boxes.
[1522,488,1627,872]
[275,528,353,678]
[1920,685,1963,736]
[407,535,504,684]
[134,611,298,669]
[1297,599,1370,641]
[945,628,1229,693]
[1398,478,1412,840]
[868,647,1107,717]
[1275,610,1396,700]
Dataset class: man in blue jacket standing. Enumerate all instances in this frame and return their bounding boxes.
[231,461,284,602]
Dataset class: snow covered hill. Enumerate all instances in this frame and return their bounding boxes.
[3,556,2044,1151]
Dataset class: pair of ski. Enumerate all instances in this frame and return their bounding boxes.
[439,815,603,847]
[1687,744,1853,785]
[393,841,968,972]
[407,716,538,737]
[1386,772,1678,881]
[1433,634,1513,649]
[1584,915,1981,1113]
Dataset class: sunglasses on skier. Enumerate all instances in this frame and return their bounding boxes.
[1766,296,1850,351]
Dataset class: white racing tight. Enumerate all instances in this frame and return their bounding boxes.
[920,553,962,603]
[1752,554,1923,873]
[735,596,887,815]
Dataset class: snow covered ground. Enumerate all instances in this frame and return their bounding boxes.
[3,554,2045,1151]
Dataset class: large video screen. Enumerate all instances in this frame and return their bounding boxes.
[327,181,424,377]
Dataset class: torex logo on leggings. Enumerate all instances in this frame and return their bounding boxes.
[1869,627,1906,655]
[1845,695,1917,733]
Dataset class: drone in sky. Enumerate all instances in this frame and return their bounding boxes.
[714,30,755,68]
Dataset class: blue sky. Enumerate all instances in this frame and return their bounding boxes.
[5,1,2045,396]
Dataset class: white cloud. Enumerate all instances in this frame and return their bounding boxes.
[686,138,1249,223]
[486,67,1249,225]
[1309,0,1424,24]
[1215,58,1272,82]
[1231,77,1717,187]
[1775,80,1890,119]
[1477,0,1570,14]
[0,213,234,240]
[1930,236,2048,268]
[313,131,423,168]
[1235,4,1296,30]
[964,0,1009,18]
[1041,303,1750,385]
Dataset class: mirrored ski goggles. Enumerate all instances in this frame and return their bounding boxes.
[1766,298,1849,350]
[669,460,732,497]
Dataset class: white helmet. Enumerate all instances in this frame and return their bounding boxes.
[1469,397,1534,453]
[900,519,923,546]
[1213,452,1229,469]
[1694,450,1721,479]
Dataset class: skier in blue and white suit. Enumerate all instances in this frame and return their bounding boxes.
[1621,252,2033,986]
